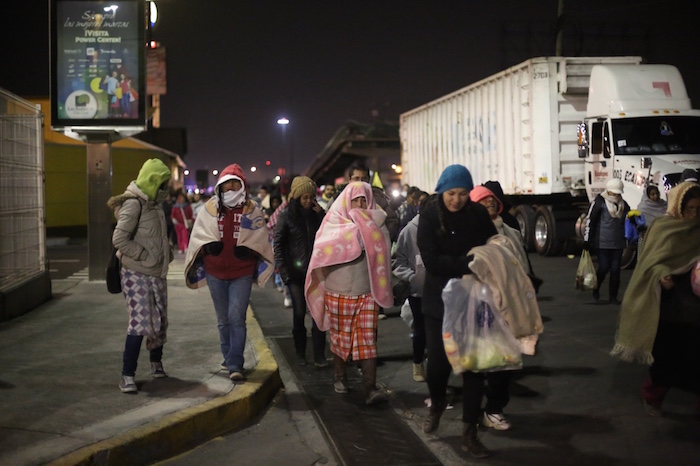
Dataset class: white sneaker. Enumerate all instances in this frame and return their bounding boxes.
[482,412,511,431]
[119,375,137,393]
[284,297,292,308]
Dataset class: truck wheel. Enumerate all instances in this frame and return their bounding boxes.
[513,205,535,251]
[534,206,563,256]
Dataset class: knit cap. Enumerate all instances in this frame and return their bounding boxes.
[469,185,503,214]
[289,176,317,199]
[435,164,474,194]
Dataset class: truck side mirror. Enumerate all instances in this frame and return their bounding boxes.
[577,123,588,158]
[640,157,652,169]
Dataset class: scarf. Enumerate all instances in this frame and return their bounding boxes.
[184,197,274,289]
[611,213,700,364]
[305,182,393,331]
[636,193,667,225]
[601,191,625,218]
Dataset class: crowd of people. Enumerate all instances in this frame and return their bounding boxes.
[110,158,699,460]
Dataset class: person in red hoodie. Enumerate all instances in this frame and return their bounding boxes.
[171,190,193,254]
[184,164,273,382]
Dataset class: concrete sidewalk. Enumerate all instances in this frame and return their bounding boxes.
[0,253,282,466]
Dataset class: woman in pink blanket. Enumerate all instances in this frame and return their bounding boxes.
[305,181,394,404]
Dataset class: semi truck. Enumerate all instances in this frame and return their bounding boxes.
[399,56,700,256]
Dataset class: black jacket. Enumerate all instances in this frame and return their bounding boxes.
[417,197,497,319]
[584,194,630,249]
[273,201,325,284]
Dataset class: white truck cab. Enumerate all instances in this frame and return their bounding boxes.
[578,64,700,209]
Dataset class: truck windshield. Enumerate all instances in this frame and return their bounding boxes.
[612,116,700,155]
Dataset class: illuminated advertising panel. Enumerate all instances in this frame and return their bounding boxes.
[50,0,146,131]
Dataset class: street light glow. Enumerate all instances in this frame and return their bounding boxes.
[212,169,219,176]
[250,166,257,172]
[277,117,289,125]
[184,169,189,175]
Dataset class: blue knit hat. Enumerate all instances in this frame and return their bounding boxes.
[435,164,474,194]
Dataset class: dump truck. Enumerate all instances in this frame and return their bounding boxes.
[399,56,700,256]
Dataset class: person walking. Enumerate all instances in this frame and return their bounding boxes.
[583,178,630,304]
[274,176,327,367]
[171,190,193,254]
[611,182,700,417]
[184,164,274,382]
[417,164,497,458]
[305,181,394,404]
[634,184,667,255]
[108,158,173,394]
[391,197,430,382]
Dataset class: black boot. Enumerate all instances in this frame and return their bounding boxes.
[293,328,307,366]
[609,272,621,304]
[312,326,328,367]
[360,358,388,405]
[422,399,447,433]
[462,423,491,458]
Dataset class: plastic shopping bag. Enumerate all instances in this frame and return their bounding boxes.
[575,250,597,291]
[441,277,522,374]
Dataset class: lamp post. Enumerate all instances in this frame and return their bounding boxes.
[277,117,291,177]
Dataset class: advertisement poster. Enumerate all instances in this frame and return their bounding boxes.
[51,0,145,129]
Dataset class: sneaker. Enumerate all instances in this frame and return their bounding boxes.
[412,362,426,382]
[609,297,621,305]
[221,361,227,371]
[334,380,348,394]
[643,399,663,417]
[314,356,329,368]
[150,362,168,378]
[119,375,137,393]
[229,371,247,382]
[284,297,293,308]
[482,412,511,431]
[592,289,600,301]
[377,313,387,320]
[296,354,308,366]
[365,388,389,405]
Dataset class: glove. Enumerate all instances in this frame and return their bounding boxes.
[582,241,590,251]
[203,241,224,256]
[464,254,475,275]
[234,246,253,259]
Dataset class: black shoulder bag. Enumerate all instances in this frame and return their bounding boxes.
[106,200,142,294]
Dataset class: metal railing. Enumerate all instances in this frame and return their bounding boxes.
[0,88,46,291]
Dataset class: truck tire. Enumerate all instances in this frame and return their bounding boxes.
[513,205,535,251]
[534,205,564,256]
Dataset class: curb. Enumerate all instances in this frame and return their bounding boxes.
[48,309,283,466]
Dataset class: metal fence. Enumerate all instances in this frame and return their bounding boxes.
[0,89,46,292]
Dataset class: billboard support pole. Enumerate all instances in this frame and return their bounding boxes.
[84,133,115,281]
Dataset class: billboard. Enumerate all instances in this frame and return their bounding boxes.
[50,0,146,131]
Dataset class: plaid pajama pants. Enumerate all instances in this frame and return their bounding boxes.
[325,291,378,361]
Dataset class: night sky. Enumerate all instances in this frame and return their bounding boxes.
[2,0,698,185]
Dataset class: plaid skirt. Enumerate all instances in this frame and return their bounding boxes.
[121,268,168,350]
[325,291,378,361]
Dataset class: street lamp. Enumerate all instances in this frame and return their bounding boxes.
[277,117,291,176]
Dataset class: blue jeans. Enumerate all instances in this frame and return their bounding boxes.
[122,335,163,377]
[206,273,253,373]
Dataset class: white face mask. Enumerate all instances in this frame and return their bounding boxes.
[222,188,246,207]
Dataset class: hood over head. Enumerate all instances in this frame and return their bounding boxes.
[135,158,171,201]
[215,164,247,194]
